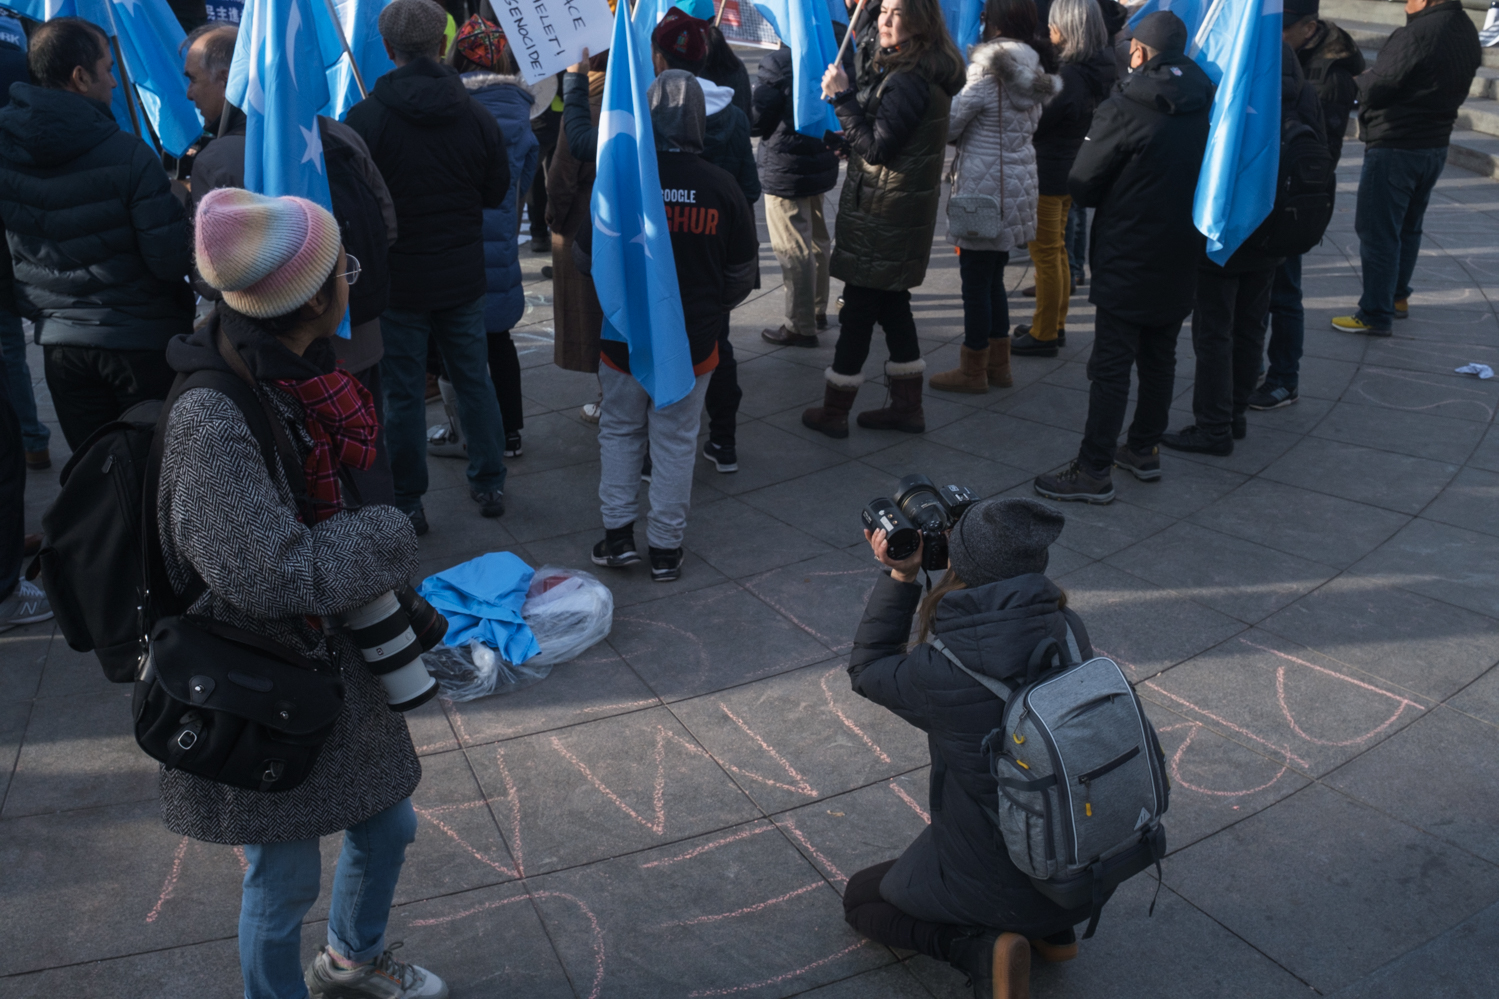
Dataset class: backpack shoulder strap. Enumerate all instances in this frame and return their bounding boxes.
[930,636,1016,701]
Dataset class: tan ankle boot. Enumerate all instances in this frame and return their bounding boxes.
[929,345,990,394]
[988,336,1013,387]
[857,361,926,433]
[801,370,862,439]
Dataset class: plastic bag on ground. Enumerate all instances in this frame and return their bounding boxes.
[423,640,554,701]
[523,566,614,667]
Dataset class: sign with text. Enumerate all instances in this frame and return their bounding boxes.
[489,0,617,84]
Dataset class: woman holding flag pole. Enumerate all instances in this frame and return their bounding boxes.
[801,0,964,439]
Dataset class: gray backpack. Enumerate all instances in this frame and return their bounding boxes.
[932,628,1169,938]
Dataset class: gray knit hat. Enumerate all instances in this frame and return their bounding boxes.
[947,498,1065,587]
[379,0,448,52]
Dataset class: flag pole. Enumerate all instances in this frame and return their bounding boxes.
[97,1,149,145]
[320,0,368,100]
[832,0,868,69]
[713,0,727,27]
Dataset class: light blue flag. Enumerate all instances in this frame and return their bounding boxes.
[752,0,841,136]
[1131,0,1281,265]
[827,0,846,25]
[105,0,204,155]
[939,0,982,54]
[590,4,694,408]
[228,0,351,336]
[316,0,396,120]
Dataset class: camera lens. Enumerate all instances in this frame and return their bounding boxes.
[895,474,949,533]
[396,584,447,652]
[862,498,922,561]
[340,591,439,712]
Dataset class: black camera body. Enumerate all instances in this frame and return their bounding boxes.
[862,475,978,572]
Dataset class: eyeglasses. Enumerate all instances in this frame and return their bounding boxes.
[340,253,362,286]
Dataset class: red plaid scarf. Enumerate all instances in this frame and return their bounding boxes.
[273,371,378,522]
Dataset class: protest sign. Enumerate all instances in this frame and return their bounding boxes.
[488,0,616,84]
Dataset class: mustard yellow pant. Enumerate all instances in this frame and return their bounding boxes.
[1025,194,1072,340]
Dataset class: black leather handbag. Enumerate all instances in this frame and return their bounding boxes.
[132,323,345,793]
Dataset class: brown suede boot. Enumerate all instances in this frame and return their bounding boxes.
[857,361,926,433]
[929,345,990,394]
[988,336,1013,387]
[801,371,862,439]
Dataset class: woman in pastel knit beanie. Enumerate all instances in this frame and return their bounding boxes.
[158,188,448,999]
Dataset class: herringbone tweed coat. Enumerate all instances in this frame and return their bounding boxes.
[156,321,422,844]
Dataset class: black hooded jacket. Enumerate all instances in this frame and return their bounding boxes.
[751,44,839,199]
[1358,0,1480,150]
[346,59,509,312]
[1034,48,1116,197]
[1069,51,1213,326]
[1296,20,1365,165]
[0,83,192,349]
[848,572,1099,934]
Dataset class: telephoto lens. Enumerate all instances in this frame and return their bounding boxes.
[894,474,950,532]
[339,591,439,711]
[396,584,448,652]
[862,499,922,561]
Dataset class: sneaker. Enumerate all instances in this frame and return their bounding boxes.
[1114,444,1161,482]
[425,423,466,458]
[1331,314,1392,337]
[702,441,738,473]
[503,432,523,458]
[649,546,683,582]
[592,526,641,567]
[1247,384,1298,410]
[580,401,601,425]
[948,930,1030,999]
[470,488,505,518]
[1010,328,1059,358]
[305,943,448,999]
[407,508,429,537]
[641,453,652,482]
[1394,297,1409,320]
[1034,461,1115,504]
[1030,928,1079,964]
[1161,425,1234,456]
[0,579,53,632]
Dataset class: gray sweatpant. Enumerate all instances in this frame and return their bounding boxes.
[598,366,712,550]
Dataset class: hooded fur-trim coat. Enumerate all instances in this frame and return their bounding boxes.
[946,39,1061,252]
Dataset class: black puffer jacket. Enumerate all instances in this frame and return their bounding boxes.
[752,45,839,199]
[0,84,192,349]
[1297,20,1365,165]
[1358,0,1480,150]
[849,572,1099,934]
[1034,48,1115,197]
[346,59,509,312]
[831,56,965,290]
[1069,51,1213,326]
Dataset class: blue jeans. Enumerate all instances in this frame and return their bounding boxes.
[1354,145,1448,329]
[1064,202,1087,282]
[239,798,418,999]
[379,298,507,512]
[1265,254,1303,391]
[958,249,1010,350]
[0,309,49,452]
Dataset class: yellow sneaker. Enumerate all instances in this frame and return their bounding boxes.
[1331,314,1392,337]
[1394,298,1409,319]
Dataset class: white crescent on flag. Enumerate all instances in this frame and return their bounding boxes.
[599,110,637,144]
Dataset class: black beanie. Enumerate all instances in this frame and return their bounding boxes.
[1283,0,1319,24]
[947,498,1066,587]
[1133,10,1189,55]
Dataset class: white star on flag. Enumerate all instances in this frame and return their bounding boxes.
[300,119,323,174]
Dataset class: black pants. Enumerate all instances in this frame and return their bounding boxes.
[0,346,23,598]
[43,344,175,451]
[958,249,1010,350]
[1079,307,1183,476]
[705,312,740,447]
[348,363,397,508]
[843,861,955,960]
[832,285,921,377]
[486,329,524,436]
[1191,265,1275,435]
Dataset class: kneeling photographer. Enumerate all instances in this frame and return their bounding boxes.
[155,189,446,998]
[846,494,1097,998]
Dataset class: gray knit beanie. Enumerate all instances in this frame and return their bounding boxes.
[947,498,1065,587]
[379,0,448,52]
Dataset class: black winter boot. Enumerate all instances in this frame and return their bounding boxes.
[947,930,1030,999]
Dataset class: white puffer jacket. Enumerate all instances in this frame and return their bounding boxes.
[946,38,1061,252]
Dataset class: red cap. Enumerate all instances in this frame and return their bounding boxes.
[652,6,710,65]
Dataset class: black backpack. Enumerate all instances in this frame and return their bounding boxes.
[1245,116,1335,259]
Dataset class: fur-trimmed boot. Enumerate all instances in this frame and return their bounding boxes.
[929,345,990,394]
[988,336,1013,388]
[857,360,926,433]
[801,369,862,439]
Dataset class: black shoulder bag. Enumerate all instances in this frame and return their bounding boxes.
[132,324,346,793]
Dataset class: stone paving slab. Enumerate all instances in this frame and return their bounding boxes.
[4,137,1499,998]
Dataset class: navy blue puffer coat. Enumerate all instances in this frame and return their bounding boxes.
[464,73,540,334]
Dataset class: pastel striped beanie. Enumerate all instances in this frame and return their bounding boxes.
[195,188,342,320]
